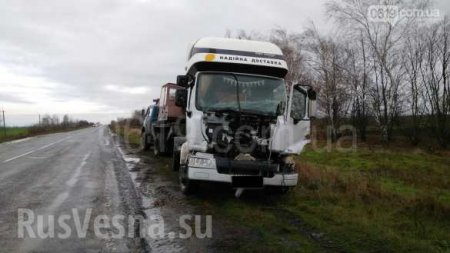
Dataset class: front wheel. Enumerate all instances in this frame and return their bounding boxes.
[153,133,161,156]
[179,165,197,195]
[171,151,180,171]
[140,132,150,151]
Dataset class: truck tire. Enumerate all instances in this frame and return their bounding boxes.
[153,133,161,156]
[171,151,180,171]
[179,164,197,195]
[140,132,150,151]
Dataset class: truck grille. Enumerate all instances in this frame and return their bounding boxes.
[215,157,277,177]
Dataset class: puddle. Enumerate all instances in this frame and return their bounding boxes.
[116,146,187,253]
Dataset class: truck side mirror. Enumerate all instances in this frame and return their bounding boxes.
[308,89,317,118]
[309,100,317,118]
[177,75,188,87]
[276,101,285,116]
[307,89,316,100]
[141,109,145,118]
[177,74,195,88]
[175,89,188,107]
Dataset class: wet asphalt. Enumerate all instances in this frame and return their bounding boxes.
[0,127,143,252]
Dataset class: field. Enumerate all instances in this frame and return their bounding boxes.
[110,123,141,147]
[114,125,450,252]
[0,124,94,144]
[183,148,450,252]
[0,127,30,143]
[292,147,450,252]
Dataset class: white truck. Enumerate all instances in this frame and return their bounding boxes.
[172,37,316,196]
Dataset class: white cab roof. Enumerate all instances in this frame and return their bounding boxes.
[185,37,288,77]
[193,37,283,56]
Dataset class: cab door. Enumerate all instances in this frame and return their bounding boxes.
[158,86,168,121]
[271,84,315,154]
[285,85,312,153]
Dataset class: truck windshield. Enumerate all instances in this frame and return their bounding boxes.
[196,72,286,116]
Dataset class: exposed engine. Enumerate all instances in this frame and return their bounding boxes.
[202,111,277,159]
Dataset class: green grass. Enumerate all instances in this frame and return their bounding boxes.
[0,127,29,143]
[125,127,450,252]
[289,147,450,252]
[299,148,450,205]
[0,125,93,143]
[196,147,449,252]
[112,125,141,147]
[184,191,326,253]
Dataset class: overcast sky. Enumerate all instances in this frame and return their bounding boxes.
[1,0,449,126]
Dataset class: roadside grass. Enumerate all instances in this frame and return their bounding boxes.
[185,146,450,252]
[113,126,450,252]
[125,128,141,147]
[185,186,327,253]
[288,146,450,252]
[147,159,324,252]
[111,124,141,148]
[0,125,93,144]
[0,127,29,143]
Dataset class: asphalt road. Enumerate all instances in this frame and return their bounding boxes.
[0,127,143,252]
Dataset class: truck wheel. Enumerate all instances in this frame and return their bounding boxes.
[153,134,161,156]
[179,165,197,195]
[171,151,180,171]
[140,133,150,151]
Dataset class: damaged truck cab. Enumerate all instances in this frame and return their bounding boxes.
[173,37,316,195]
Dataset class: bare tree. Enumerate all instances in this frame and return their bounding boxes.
[51,115,60,125]
[303,27,350,141]
[341,33,371,141]
[233,30,263,40]
[403,26,427,145]
[227,28,308,85]
[63,114,70,125]
[421,18,450,147]
[270,28,309,85]
[326,0,425,143]
[41,114,51,126]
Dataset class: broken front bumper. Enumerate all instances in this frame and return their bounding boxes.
[187,153,298,187]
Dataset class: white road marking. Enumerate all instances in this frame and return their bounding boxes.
[27,156,48,159]
[66,152,91,187]
[4,137,33,144]
[2,136,71,163]
[18,151,92,252]
[2,151,35,163]
[46,191,70,212]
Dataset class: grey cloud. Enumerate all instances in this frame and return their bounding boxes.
[0,0,449,123]
[0,93,33,104]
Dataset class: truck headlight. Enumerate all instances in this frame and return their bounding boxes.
[189,157,215,169]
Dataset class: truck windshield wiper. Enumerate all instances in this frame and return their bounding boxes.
[239,109,274,117]
[208,107,275,117]
[206,107,241,114]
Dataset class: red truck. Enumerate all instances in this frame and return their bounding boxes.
[140,83,185,156]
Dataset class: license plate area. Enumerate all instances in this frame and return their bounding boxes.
[232,176,263,188]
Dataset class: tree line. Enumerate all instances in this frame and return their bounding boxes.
[231,0,449,148]
[30,114,93,135]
